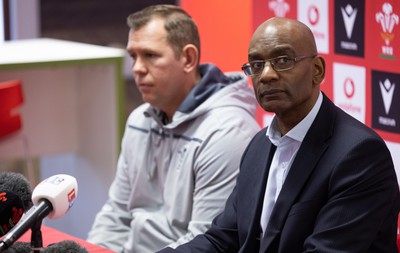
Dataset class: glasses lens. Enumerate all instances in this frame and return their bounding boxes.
[250,61,265,75]
[243,56,306,75]
[272,56,294,71]
[242,64,252,76]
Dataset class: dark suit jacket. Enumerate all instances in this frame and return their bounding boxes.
[158,94,400,253]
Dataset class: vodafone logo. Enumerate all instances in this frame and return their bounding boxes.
[308,5,319,25]
[343,78,355,98]
[298,0,329,53]
[333,63,365,123]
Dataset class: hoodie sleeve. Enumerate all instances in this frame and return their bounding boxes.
[167,123,258,248]
[86,131,133,253]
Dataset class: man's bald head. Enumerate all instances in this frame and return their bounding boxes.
[246,17,326,132]
[250,17,318,57]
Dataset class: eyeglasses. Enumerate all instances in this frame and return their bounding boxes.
[241,55,317,76]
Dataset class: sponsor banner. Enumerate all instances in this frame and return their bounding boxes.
[334,0,365,57]
[333,63,366,123]
[249,0,400,143]
[252,0,297,29]
[297,0,329,54]
[367,1,400,71]
[371,70,400,134]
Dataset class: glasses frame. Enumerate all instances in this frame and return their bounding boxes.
[241,55,317,76]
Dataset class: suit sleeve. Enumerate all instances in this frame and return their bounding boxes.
[303,137,400,252]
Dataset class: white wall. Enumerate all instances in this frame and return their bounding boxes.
[8,0,40,39]
[0,0,4,42]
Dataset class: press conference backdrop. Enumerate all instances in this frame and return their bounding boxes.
[249,0,400,183]
[181,1,400,180]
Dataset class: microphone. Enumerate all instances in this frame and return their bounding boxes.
[0,242,30,253]
[41,240,88,253]
[0,191,24,237]
[3,240,89,253]
[0,172,33,212]
[0,172,32,237]
[0,174,78,252]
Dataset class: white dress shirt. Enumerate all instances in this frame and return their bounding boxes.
[260,92,323,237]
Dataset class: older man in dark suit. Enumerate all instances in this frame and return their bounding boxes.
[157,17,400,253]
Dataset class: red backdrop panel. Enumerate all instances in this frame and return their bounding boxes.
[179,0,252,73]
[180,0,400,144]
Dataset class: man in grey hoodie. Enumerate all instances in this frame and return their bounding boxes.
[86,4,260,253]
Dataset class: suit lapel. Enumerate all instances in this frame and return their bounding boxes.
[239,129,276,252]
[260,94,336,252]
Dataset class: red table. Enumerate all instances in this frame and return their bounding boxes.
[17,224,400,252]
[18,226,115,252]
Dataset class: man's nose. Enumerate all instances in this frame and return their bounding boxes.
[132,57,146,74]
[259,62,278,81]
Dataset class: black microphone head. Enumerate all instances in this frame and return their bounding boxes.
[0,190,24,236]
[1,241,32,253]
[42,240,88,253]
[0,172,33,211]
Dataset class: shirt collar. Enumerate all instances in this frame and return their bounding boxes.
[267,92,323,145]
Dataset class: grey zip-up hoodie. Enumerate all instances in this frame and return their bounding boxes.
[87,64,260,253]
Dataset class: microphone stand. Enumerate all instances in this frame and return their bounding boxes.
[30,219,43,253]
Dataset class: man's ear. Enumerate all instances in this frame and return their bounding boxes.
[181,44,199,73]
[312,56,326,85]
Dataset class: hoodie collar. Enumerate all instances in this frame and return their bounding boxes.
[178,63,232,113]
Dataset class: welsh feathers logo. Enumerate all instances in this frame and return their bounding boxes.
[268,0,290,17]
[375,2,399,59]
